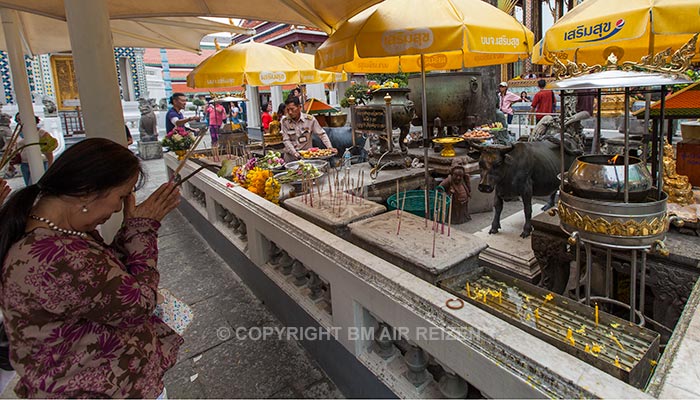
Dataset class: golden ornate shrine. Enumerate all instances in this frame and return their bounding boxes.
[50,55,80,111]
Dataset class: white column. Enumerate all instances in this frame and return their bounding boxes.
[245,86,261,128]
[306,83,326,103]
[64,0,126,145]
[328,83,339,107]
[64,0,124,242]
[271,86,284,113]
[1,9,45,184]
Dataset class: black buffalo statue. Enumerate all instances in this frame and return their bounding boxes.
[474,141,578,238]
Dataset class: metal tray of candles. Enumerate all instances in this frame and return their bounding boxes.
[437,267,659,388]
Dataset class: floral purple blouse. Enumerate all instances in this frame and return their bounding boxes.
[0,218,183,398]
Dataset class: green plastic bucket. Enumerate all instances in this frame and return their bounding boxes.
[387,189,451,220]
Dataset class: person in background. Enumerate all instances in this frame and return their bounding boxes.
[290,87,303,104]
[280,96,333,162]
[0,138,182,398]
[230,102,240,123]
[576,90,595,115]
[520,91,531,102]
[530,79,555,122]
[0,178,9,204]
[165,92,199,133]
[261,102,273,132]
[498,82,522,125]
[277,103,287,119]
[125,125,134,146]
[206,101,226,161]
[11,114,55,186]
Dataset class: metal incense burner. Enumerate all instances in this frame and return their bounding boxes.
[545,38,695,323]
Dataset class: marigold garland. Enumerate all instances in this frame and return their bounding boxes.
[230,165,280,204]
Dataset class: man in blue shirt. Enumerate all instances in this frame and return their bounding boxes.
[165,92,199,133]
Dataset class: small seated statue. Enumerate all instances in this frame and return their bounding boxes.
[439,158,471,223]
[662,142,695,206]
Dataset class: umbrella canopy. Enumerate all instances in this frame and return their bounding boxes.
[0,11,253,54]
[296,53,347,84]
[304,98,338,114]
[537,0,700,65]
[187,42,343,88]
[0,0,384,34]
[315,0,534,72]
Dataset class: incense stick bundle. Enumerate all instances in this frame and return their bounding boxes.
[0,124,22,169]
[172,131,206,179]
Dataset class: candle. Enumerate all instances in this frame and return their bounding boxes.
[584,344,590,353]
[569,337,575,347]
[447,195,453,236]
[534,308,539,321]
[465,282,471,297]
[566,328,573,340]
[498,289,502,304]
[614,356,621,368]
[610,332,625,351]
[541,293,554,309]
[595,303,599,327]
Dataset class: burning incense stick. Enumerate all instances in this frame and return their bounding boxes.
[432,190,439,232]
[396,191,407,235]
[396,181,400,217]
[447,195,453,236]
[441,194,447,234]
[424,188,428,227]
[432,206,438,258]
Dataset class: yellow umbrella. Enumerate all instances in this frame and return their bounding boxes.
[296,53,347,84]
[316,0,533,73]
[539,0,700,65]
[187,42,333,88]
[315,0,533,185]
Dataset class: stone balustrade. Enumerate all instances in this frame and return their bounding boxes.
[164,153,699,399]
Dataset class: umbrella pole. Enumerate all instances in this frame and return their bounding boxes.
[421,55,430,190]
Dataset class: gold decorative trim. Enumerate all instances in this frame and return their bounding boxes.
[549,33,698,80]
[558,202,669,237]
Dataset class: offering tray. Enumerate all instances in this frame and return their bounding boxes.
[286,159,328,173]
[437,267,659,388]
[274,170,324,185]
[432,137,464,157]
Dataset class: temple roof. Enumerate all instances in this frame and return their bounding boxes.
[634,81,700,119]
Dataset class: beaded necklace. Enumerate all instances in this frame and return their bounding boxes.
[30,215,88,239]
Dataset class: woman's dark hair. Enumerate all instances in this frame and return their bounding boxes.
[0,138,145,267]
[261,102,269,112]
[277,103,286,116]
[14,113,40,124]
